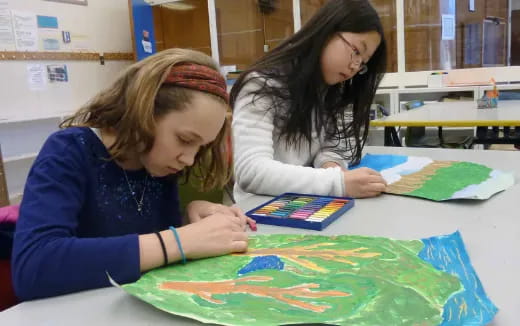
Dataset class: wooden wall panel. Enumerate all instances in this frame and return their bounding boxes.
[153,1,211,56]
[405,0,440,71]
[371,0,397,72]
[217,31,264,69]
[152,6,165,52]
[263,0,293,52]
[217,0,262,33]
[485,0,508,18]
[300,0,326,26]
[216,0,264,69]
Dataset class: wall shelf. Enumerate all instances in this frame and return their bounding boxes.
[0,51,134,61]
[5,152,39,163]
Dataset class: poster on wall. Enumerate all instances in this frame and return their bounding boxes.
[469,0,475,12]
[11,10,38,51]
[46,64,68,82]
[37,15,60,51]
[441,14,455,41]
[141,30,152,53]
[26,63,47,91]
[70,33,91,51]
[0,8,15,51]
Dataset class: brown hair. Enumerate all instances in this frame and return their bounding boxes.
[61,48,231,191]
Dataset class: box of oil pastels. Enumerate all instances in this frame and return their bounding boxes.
[245,193,354,231]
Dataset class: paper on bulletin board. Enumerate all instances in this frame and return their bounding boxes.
[11,10,38,51]
[70,33,91,51]
[141,39,152,53]
[39,29,60,50]
[0,8,15,51]
[469,0,475,12]
[26,64,47,91]
[46,64,68,83]
[441,14,455,41]
[37,15,60,50]
[36,15,58,29]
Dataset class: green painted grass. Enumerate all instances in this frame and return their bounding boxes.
[407,162,492,201]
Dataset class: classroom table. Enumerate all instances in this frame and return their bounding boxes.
[1,146,518,325]
[371,100,520,146]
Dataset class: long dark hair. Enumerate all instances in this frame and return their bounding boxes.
[230,0,387,165]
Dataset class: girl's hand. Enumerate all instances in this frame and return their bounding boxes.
[187,200,256,231]
[343,168,387,198]
[178,212,248,259]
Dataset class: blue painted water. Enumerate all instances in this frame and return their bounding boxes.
[350,154,408,171]
[420,232,498,325]
[238,256,285,276]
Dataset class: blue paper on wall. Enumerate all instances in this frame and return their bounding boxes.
[37,15,58,29]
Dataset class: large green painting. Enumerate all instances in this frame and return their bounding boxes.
[116,232,497,325]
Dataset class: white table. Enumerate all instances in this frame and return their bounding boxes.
[371,100,520,146]
[2,147,519,325]
[372,101,520,127]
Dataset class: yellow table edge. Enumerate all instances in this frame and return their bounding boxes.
[370,120,520,127]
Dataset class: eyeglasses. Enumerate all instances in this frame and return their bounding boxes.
[337,33,368,75]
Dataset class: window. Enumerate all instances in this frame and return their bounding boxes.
[404,0,514,71]
[147,0,519,77]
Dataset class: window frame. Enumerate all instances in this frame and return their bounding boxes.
[205,0,519,87]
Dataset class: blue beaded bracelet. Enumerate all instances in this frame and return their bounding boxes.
[169,226,186,264]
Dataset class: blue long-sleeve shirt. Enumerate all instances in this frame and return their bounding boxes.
[12,127,182,300]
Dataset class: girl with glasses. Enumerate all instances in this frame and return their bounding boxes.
[231,0,388,201]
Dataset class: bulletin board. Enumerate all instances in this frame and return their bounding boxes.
[0,0,135,119]
[0,1,134,62]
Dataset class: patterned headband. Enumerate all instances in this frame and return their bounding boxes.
[164,63,229,103]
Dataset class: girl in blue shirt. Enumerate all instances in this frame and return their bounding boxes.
[12,48,251,300]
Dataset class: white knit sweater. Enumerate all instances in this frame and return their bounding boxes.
[232,75,348,202]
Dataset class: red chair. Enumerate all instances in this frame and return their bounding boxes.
[0,205,19,311]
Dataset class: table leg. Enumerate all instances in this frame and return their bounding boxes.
[438,127,444,145]
[384,127,402,147]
